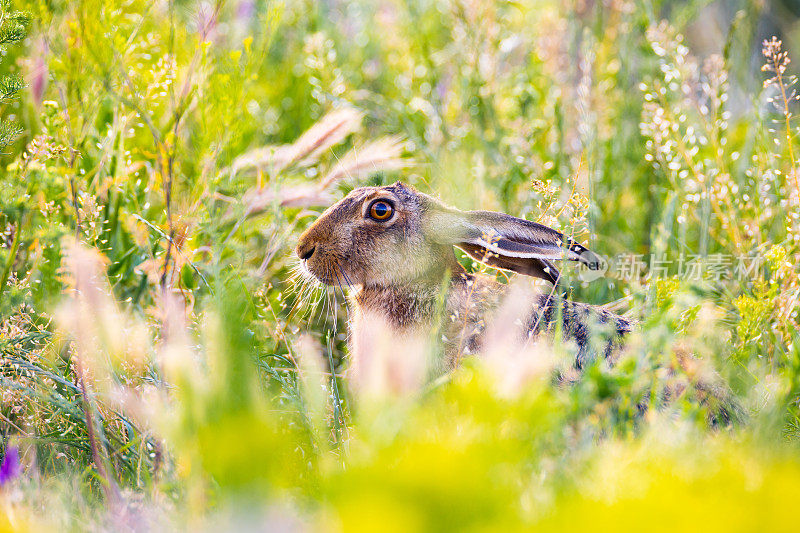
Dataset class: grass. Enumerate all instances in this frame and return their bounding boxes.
[1,0,800,530]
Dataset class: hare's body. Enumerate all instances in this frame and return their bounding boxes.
[297,182,632,370]
[353,270,631,369]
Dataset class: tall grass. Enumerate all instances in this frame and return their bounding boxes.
[1,0,800,530]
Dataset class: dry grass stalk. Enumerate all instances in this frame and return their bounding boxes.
[242,135,412,213]
[229,108,363,176]
[241,183,338,212]
[480,279,556,398]
[347,312,428,399]
[319,135,411,189]
[57,239,124,505]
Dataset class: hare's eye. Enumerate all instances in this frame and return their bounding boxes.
[368,200,394,221]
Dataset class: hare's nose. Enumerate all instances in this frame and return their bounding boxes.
[296,241,316,260]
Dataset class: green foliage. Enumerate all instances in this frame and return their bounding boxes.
[0,0,800,530]
[0,0,28,152]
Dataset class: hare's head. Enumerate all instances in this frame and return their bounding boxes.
[296,181,599,288]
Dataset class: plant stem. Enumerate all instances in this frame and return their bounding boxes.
[74,355,121,505]
[774,59,800,201]
[0,216,22,299]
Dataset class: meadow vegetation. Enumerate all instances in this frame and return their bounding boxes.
[1,0,800,530]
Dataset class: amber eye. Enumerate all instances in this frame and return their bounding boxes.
[368,200,394,221]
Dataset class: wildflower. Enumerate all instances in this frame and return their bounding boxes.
[762,37,791,85]
[0,446,21,486]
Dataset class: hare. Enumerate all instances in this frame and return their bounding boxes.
[295,181,633,371]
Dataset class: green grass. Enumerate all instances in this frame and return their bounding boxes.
[1,0,800,530]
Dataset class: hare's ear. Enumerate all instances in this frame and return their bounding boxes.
[449,211,597,286]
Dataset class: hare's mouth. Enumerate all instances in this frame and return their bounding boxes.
[298,260,338,286]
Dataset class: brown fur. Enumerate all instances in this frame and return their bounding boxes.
[296,182,633,370]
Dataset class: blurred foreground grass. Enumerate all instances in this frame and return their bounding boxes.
[1,0,800,530]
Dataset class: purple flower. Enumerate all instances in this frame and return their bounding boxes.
[30,38,49,106]
[237,0,256,21]
[0,446,21,485]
